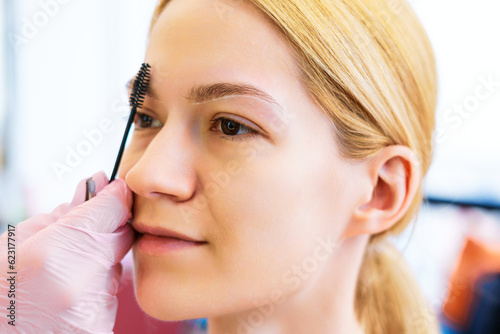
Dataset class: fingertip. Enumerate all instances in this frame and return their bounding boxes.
[119,178,133,207]
[70,171,110,206]
[111,178,129,195]
[106,178,133,209]
[95,170,109,179]
[92,171,110,193]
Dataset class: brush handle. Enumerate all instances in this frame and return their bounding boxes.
[109,106,137,182]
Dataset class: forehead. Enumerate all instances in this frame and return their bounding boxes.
[145,0,298,87]
[141,0,336,148]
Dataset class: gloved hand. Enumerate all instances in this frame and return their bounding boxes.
[0,171,136,333]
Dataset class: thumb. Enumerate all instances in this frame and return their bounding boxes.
[59,179,133,234]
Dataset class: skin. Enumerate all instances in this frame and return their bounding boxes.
[118,0,420,333]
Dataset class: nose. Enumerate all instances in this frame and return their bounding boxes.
[125,122,197,202]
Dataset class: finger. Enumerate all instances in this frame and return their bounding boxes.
[91,224,136,265]
[85,266,122,332]
[70,171,110,206]
[109,263,124,296]
[60,179,133,234]
[112,224,137,263]
[4,201,70,241]
[93,171,112,194]
[48,221,136,267]
[6,172,111,242]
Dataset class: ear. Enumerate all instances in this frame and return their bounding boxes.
[342,145,421,239]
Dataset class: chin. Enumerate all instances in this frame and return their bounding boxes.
[134,286,198,321]
[133,273,225,322]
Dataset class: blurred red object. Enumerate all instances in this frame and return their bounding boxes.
[442,237,500,326]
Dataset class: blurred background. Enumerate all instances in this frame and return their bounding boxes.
[0,0,499,333]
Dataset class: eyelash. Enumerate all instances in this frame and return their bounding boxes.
[133,112,260,141]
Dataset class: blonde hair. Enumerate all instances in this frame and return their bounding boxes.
[149,0,439,333]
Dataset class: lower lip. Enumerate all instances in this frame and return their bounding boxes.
[136,233,207,255]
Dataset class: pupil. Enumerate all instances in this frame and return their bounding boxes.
[222,120,240,135]
[140,114,151,127]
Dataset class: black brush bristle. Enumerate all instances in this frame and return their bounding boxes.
[129,63,151,109]
[110,63,152,182]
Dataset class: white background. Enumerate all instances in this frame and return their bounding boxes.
[409,0,500,206]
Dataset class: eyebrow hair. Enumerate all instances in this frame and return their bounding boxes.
[185,82,280,106]
[126,79,280,107]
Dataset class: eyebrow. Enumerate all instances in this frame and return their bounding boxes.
[126,79,281,108]
[185,82,280,107]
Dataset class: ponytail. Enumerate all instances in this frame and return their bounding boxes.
[355,239,440,334]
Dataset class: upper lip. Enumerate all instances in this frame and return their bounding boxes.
[133,223,206,243]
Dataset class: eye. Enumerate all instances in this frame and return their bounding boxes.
[133,112,163,129]
[210,116,260,141]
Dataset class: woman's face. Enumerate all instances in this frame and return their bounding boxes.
[119,0,365,320]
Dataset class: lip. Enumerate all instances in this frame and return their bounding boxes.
[136,234,207,255]
[133,223,207,255]
[133,223,205,243]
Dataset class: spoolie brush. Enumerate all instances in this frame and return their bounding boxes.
[109,63,151,182]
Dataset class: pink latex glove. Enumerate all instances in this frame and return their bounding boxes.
[0,171,136,333]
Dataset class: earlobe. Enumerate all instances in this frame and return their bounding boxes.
[342,145,421,239]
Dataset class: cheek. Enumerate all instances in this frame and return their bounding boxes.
[207,139,348,293]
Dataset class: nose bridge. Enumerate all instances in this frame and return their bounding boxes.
[146,121,193,168]
[126,120,197,200]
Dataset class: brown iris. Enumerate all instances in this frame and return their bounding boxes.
[221,119,240,135]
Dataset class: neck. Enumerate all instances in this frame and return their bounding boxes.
[207,234,368,334]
